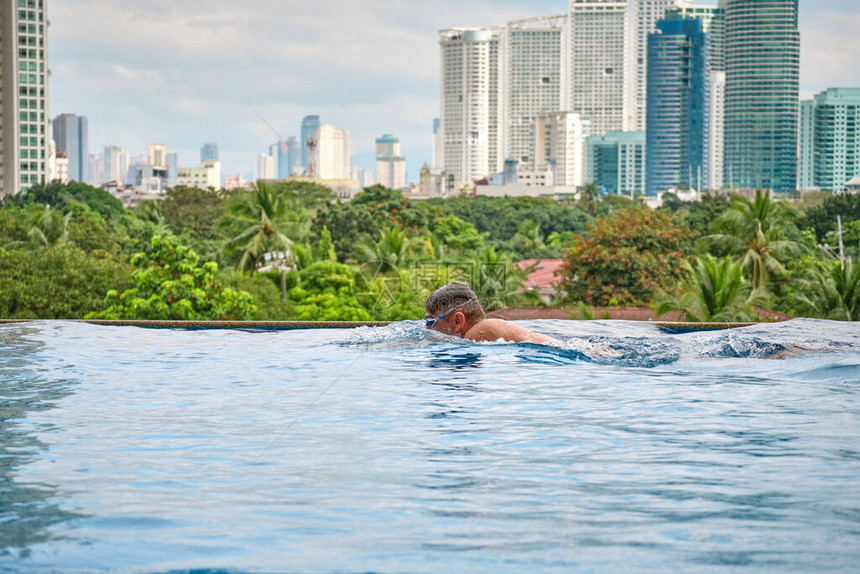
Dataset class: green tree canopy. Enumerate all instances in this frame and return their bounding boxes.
[559,207,691,306]
[89,235,256,320]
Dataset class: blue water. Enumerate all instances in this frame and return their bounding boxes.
[1,319,859,573]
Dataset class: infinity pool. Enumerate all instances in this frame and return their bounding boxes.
[1,320,859,573]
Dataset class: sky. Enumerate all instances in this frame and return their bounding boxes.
[49,0,860,184]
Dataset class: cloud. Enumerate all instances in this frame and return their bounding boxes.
[800,11,860,93]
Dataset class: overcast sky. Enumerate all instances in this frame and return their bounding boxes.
[49,0,860,183]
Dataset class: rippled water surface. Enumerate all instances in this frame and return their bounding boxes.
[1,319,859,573]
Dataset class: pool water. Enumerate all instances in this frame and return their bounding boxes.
[1,319,859,573]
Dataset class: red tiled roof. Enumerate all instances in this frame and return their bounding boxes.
[514,259,565,290]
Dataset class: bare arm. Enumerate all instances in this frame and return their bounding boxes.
[465,319,558,345]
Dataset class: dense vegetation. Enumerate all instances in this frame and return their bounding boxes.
[1,181,858,321]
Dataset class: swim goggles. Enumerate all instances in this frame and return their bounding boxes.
[425,298,478,328]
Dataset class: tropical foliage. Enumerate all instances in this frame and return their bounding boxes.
[1,179,858,322]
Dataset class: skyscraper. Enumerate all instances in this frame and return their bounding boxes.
[0,0,50,197]
[432,119,442,170]
[646,18,710,196]
[506,15,566,170]
[53,115,88,184]
[439,27,504,184]
[167,152,179,185]
[798,99,816,190]
[632,0,692,131]
[568,0,632,137]
[800,88,860,193]
[375,134,407,190]
[665,2,725,71]
[534,112,590,187]
[104,145,130,185]
[301,115,321,171]
[255,153,275,181]
[200,143,219,164]
[310,124,351,180]
[723,0,799,193]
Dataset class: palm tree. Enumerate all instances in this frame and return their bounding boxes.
[578,182,601,216]
[701,190,803,290]
[223,182,310,273]
[796,259,860,321]
[28,206,71,247]
[656,254,767,322]
[356,227,412,273]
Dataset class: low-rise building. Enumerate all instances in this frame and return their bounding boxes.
[176,160,222,190]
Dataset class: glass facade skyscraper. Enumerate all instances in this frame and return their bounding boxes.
[301,115,321,171]
[799,88,860,192]
[200,143,219,164]
[53,114,88,184]
[646,18,710,196]
[587,131,646,197]
[723,0,799,193]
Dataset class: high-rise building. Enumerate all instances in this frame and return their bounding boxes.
[200,143,219,164]
[301,115,321,170]
[53,115,88,184]
[0,1,50,197]
[269,138,298,179]
[587,131,647,196]
[432,118,442,170]
[506,15,566,170]
[375,134,407,190]
[255,153,275,181]
[88,153,104,186]
[646,18,710,196]
[632,0,692,131]
[104,145,130,185]
[569,0,632,137]
[167,152,179,184]
[798,99,816,190]
[310,124,351,180]
[439,27,504,184]
[665,2,725,70]
[708,71,726,191]
[723,0,799,193]
[534,112,590,187]
[799,88,860,193]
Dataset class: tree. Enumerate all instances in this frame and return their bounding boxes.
[287,260,372,321]
[89,235,256,320]
[161,186,226,240]
[578,182,602,216]
[656,254,767,322]
[432,215,486,252]
[222,182,310,273]
[357,227,414,273]
[701,191,803,291]
[795,258,860,321]
[559,207,691,306]
[0,246,133,319]
[27,206,71,247]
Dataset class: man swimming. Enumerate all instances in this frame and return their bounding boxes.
[425,282,557,344]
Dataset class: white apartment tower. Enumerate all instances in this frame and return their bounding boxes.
[439,28,504,184]
[0,0,50,197]
[708,71,725,191]
[569,0,632,137]
[104,145,130,184]
[255,153,275,181]
[534,112,590,187]
[632,0,692,131]
[506,15,567,171]
[310,124,351,180]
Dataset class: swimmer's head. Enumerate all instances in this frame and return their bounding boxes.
[425,283,485,336]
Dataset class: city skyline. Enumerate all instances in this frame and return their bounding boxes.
[48,0,860,184]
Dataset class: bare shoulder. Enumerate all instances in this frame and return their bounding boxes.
[465,319,557,345]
